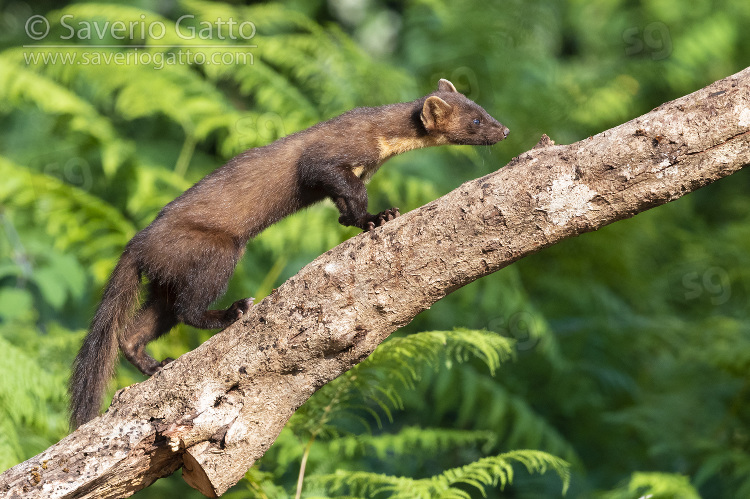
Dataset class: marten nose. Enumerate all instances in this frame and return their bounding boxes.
[502,126,510,138]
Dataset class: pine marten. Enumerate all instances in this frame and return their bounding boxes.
[69,78,510,428]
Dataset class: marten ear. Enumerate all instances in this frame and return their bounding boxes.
[437,79,458,93]
[421,96,453,131]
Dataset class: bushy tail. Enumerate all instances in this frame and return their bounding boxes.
[69,248,140,429]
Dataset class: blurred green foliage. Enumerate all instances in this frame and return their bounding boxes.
[1,0,749,497]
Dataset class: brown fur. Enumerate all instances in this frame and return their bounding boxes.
[68,79,509,428]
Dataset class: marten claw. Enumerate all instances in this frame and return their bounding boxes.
[367,208,400,231]
[229,297,254,320]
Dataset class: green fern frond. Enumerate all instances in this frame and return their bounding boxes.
[366,329,515,379]
[180,0,319,34]
[600,471,700,499]
[0,53,133,176]
[0,417,23,471]
[0,156,134,278]
[627,472,700,499]
[180,0,413,129]
[290,329,515,440]
[428,364,580,463]
[15,4,246,165]
[314,450,570,498]
[0,334,51,424]
[0,328,70,465]
[184,0,412,101]
[328,426,498,460]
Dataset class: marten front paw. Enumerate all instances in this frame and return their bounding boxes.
[366,207,400,231]
[228,297,254,321]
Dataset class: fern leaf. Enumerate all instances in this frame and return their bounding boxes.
[313,450,570,497]
[0,156,134,278]
[0,330,69,466]
[327,426,498,460]
[290,329,515,439]
[0,52,133,176]
[600,471,700,499]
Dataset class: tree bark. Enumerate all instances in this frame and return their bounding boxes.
[2,67,749,498]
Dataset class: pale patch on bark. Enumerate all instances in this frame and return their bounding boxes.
[738,107,750,127]
[537,173,597,225]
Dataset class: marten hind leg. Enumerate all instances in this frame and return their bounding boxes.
[174,279,254,330]
[177,297,254,330]
[119,283,178,376]
[172,247,254,330]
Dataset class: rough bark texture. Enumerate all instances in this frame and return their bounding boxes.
[2,67,749,498]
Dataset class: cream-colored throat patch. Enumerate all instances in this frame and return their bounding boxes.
[377,135,447,161]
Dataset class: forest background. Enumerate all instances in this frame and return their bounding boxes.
[1,0,749,497]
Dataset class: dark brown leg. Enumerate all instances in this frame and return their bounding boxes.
[325,169,400,230]
[177,297,254,330]
[119,284,177,376]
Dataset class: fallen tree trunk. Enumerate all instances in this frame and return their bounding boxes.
[2,67,749,498]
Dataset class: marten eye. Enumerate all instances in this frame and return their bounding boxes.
[472,118,481,125]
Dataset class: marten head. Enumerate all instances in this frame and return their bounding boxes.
[421,79,510,146]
